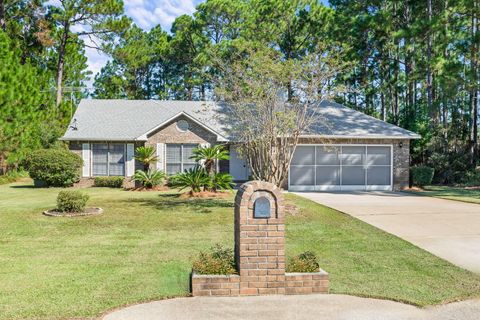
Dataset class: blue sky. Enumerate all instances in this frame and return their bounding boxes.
[85,0,203,82]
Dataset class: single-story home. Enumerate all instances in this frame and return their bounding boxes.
[61,99,420,191]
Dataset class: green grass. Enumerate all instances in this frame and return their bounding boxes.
[406,186,480,204]
[1,180,479,319]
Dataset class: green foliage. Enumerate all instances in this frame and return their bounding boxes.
[93,176,124,188]
[56,190,89,213]
[24,149,82,187]
[191,144,229,174]
[169,167,211,193]
[192,244,236,275]
[0,170,29,185]
[286,251,320,273]
[132,170,166,188]
[412,166,435,187]
[210,172,235,191]
[134,146,159,171]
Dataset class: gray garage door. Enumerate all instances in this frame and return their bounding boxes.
[289,145,392,191]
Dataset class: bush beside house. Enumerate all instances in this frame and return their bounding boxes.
[412,166,435,187]
[94,176,124,188]
[25,149,82,187]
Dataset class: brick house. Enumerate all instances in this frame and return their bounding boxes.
[61,99,420,190]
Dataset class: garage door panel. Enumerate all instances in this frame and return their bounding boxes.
[367,166,391,185]
[292,146,315,165]
[342,166,366,185]
[341,146,366,165]
[290,166,315,186]
[316,146,340,165]
[367,146,391,166]
[315,166,340,185]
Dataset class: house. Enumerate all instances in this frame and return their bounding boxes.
[61,99,420,191]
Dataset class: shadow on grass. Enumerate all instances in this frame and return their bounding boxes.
[9,185,36,189]
[124,194,234,212]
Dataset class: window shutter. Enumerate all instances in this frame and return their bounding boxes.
[82,143,90,177]
[156,143,165,171]
[126,143,135,177]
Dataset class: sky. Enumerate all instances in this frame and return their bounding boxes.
[85,0,204,84]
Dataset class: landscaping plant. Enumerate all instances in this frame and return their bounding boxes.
[192,244,236,275]
[56,190,89,213]
[24,149,82,187]
[210,172,235,191]
[134,146,159,171]
[286,251,320,273]
[132,169,165,189]
[94,176,124,188]
[412,166,435,187]
[190,144,229,175]
[170,167,211,194]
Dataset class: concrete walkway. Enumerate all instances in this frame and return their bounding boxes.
[295,191,480,273]
[103,295,480,320]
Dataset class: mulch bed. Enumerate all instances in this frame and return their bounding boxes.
[43,208,103,217]
[179,191,231,199]
[125,186,170,192]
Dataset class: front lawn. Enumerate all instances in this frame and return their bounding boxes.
[406,186,480,204]
[1,180,479,319]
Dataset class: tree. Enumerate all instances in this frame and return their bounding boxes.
[212,43,348,186]
[134,146,158,171]
[191,144,229,175]
[47,0,129,106]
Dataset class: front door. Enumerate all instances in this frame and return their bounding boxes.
[229,146,249,181]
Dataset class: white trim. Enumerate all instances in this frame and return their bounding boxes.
[156,143,165,171]
[82,143,90,177]
[289,144,393,192]
[298,134,420,140]
[137,112,228,142]
[126,143,135,177]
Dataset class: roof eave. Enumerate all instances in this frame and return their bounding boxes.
[298,134,421,140]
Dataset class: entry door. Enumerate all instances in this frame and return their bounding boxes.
[229,146,249,181]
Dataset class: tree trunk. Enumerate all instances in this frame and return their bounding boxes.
[426,0,436,124]
[56,22,69,107]
[470,1,478,165]
[0,0,5,32]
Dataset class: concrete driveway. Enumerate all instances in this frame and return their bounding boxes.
[295,192,480,273]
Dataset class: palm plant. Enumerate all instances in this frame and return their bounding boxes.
[210,172,235,192]
[191,144,229,175]
[132,169,165,189]
[134,146,158,171]
[170,167,211,195]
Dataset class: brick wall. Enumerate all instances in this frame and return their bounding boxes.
[191,273,240,297]
[284,271,329,294]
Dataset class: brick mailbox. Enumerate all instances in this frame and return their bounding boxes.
[191,181,329,296]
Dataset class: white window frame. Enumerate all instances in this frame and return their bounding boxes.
[90,143,126,177]
[288,144,393,192]
[165,143,199,175]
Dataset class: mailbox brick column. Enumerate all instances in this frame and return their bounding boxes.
[234,181,286,295]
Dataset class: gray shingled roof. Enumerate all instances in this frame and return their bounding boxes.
[61,99,420,141]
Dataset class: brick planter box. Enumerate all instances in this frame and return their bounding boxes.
[191,270,329,297]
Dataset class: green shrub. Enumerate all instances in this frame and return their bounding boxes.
[56,190,89,213]
[211,172,235,191]
[169,167,210,193]
[94,176,124,188]
[0,170,28,185]
[412,166,435,187]
[24,149,82,187]
[132,169,165,188]
[286,251,320,273]
[462,170,480,187]
[192,244,236,275]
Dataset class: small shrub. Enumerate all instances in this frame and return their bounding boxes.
[0,170,28,185]
[211,172,235,191]
[192,244,236,275]
[24,149,82,187]
[134,146,158,171]
[132,169,165,188]
[286,251,319,273]
[462,170,480,187]
[94,176,124,188]
[412,166,435,187]
[56,190,89,213]
[169,167,211,193]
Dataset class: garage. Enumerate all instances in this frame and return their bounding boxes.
[289,145,393,191]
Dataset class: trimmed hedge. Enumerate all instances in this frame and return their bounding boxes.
[286,251,320,273]
[94,176,124,188]
[25,149,82,187]
[57,190,89,213]
[412,166,435,187]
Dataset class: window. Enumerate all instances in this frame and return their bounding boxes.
[91,143,125,176]
[166,144,198,175]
